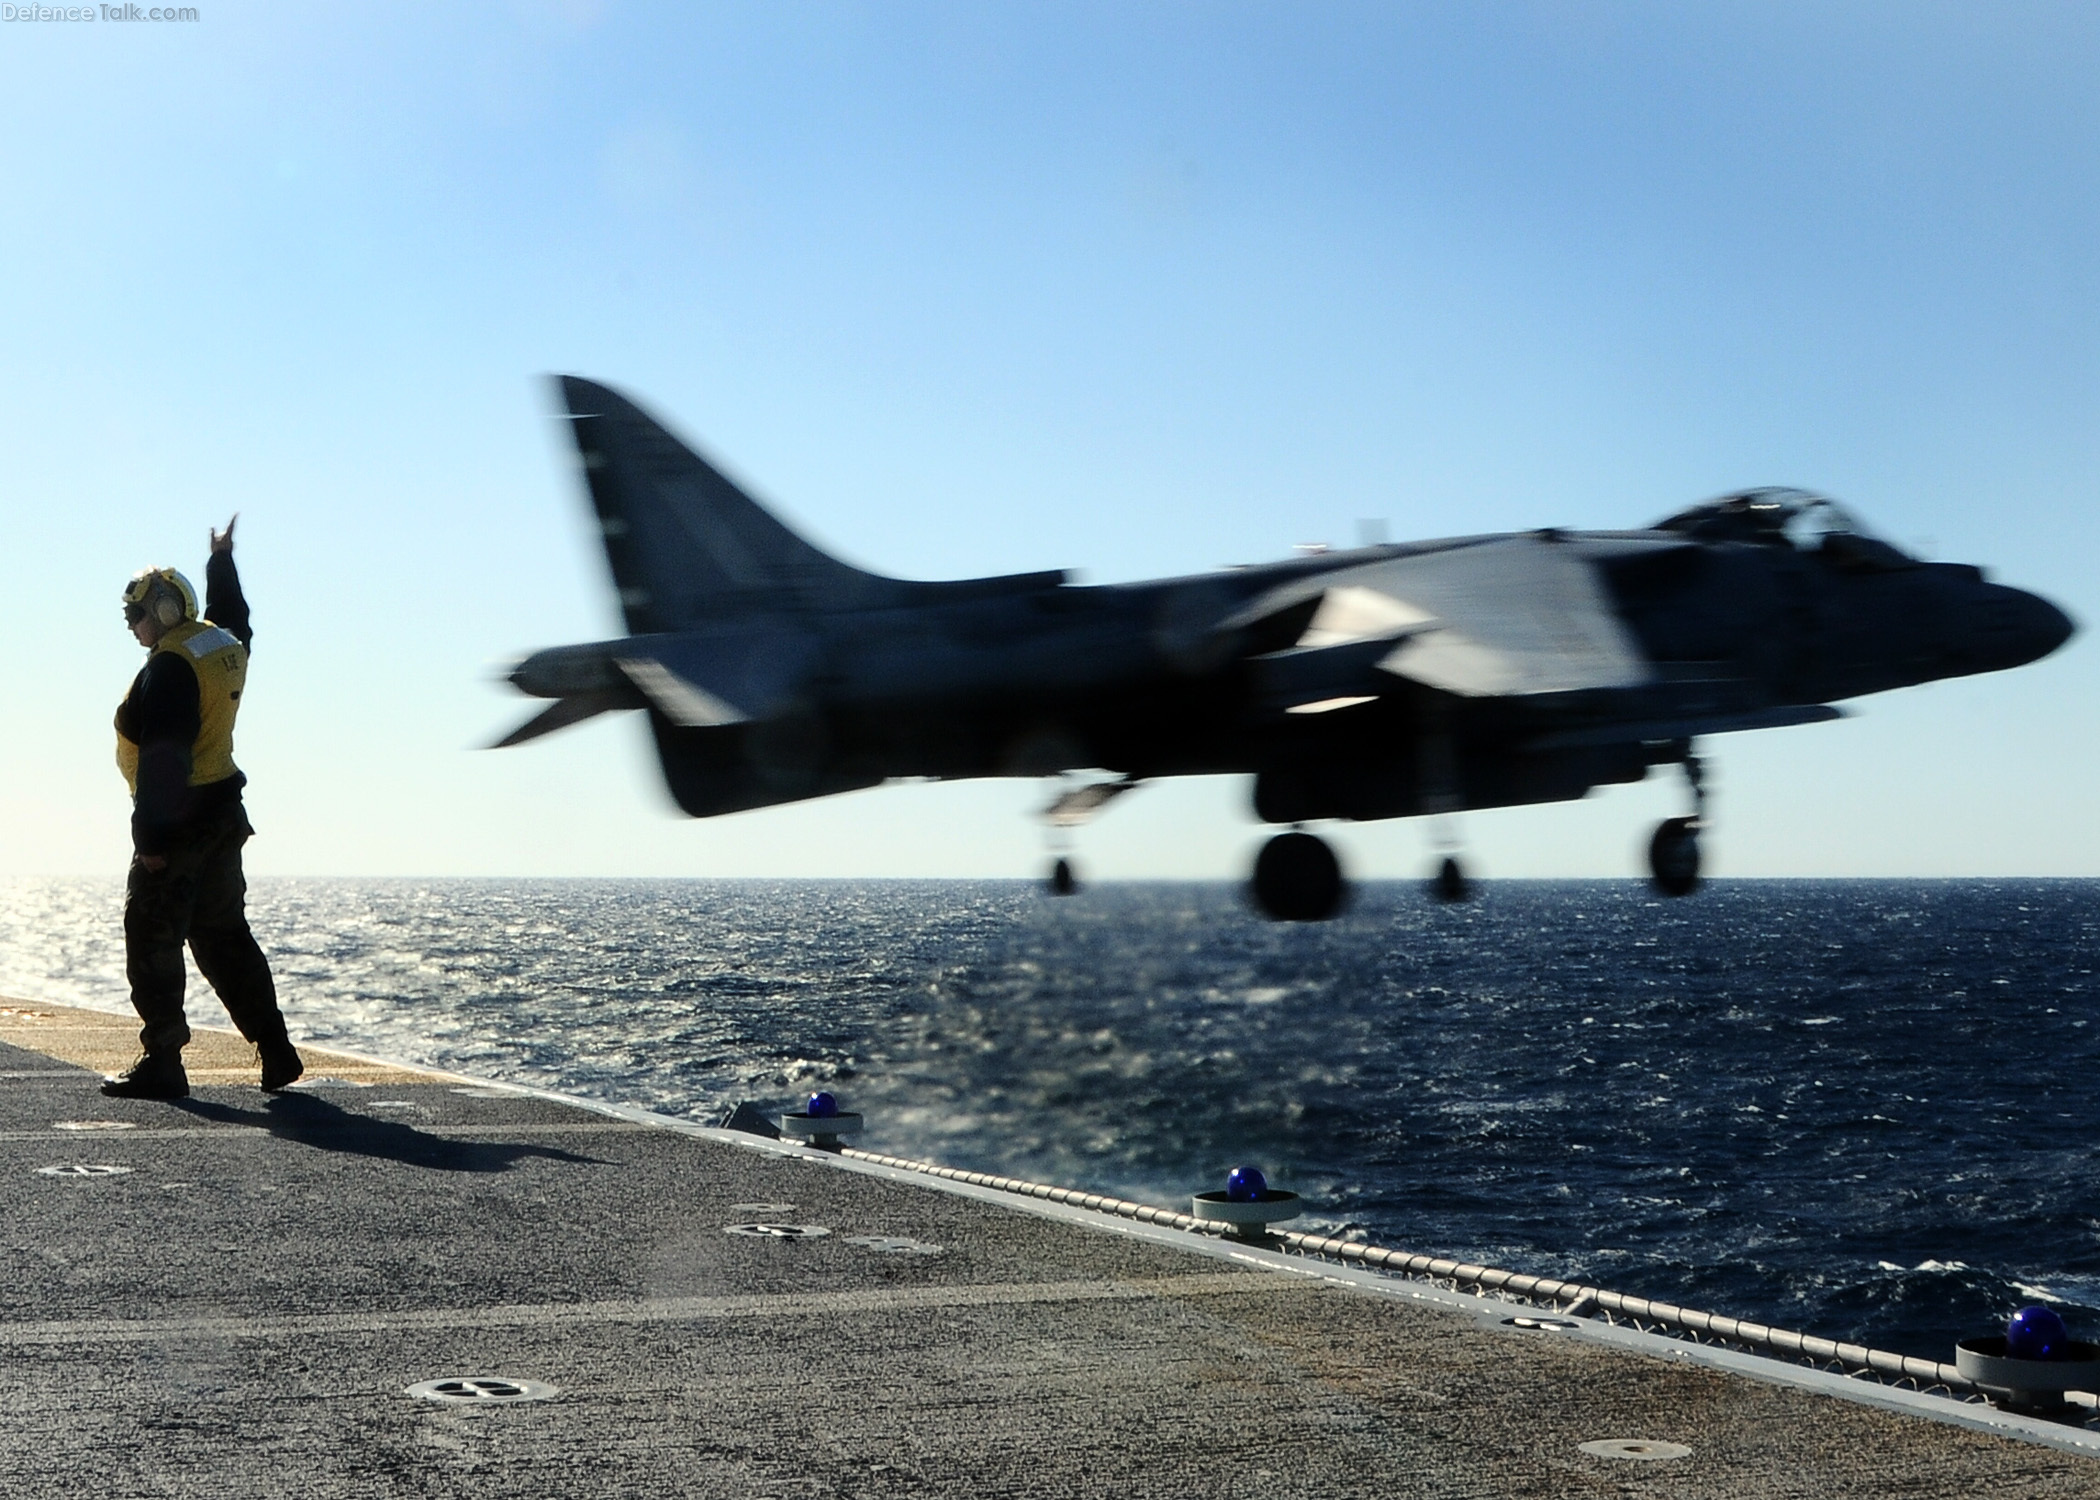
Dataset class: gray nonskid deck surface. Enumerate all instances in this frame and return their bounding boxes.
[3,1040,2095,1498]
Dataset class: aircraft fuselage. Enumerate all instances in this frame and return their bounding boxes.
[498,379,2073,911]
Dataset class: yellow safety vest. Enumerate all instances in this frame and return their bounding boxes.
[114,619,247,796]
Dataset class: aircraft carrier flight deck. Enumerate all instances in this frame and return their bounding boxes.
[2,999,2095,1498]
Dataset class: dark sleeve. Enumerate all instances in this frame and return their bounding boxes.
[130,652,201,856]
[204,551,252,651]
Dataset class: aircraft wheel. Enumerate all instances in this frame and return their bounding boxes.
[1250,832,1346,922]
[1430,855,1472,904]
[1048,857,1078,896]
[1648,817,1701,897]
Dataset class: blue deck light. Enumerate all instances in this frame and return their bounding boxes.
[807,1091,840,1119]
[1225,1166,1267,1203]
[2006,1305,2071,1361]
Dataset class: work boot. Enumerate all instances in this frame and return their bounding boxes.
[101,1052,189,1100]
[259,1038,304,1093]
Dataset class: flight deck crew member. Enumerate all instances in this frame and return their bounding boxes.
[103,517,302,1100]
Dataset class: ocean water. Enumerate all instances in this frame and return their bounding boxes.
[2,876,2095,1362]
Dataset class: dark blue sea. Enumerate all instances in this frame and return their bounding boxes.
[4,877,2095,1363]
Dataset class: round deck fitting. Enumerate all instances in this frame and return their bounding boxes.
[846,1235,943,1256]
[1579,1440,1691,1461]
[779,1110,863,1146]
[1191,1189,1300,1234]
[722,1222,831,1239]
[1503,1316,1580,1333]
[36,1164,133,1177]
[405,1376,558,1405]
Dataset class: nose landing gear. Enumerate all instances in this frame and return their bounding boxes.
[1647,748,1705,897]
[1250,829,1347,922]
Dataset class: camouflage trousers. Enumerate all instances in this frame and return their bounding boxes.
[123,802,288,1058]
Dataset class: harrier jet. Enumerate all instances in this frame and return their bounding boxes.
[497,377,2074,919]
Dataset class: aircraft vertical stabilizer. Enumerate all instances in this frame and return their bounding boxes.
[556,376,901,630]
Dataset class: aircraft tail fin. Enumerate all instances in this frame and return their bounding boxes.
[556,376,905,631]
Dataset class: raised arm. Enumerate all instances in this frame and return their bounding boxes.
[204,514,253,650]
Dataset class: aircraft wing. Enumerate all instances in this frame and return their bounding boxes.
[1238,535,1661,700]
[1233,535,1853,746]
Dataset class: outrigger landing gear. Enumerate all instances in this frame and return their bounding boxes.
[1418,722,1472,906]
[1430,855,1472,904]
[1250,830,1347,922]
[1038,773,1140,899]
[1647,748,1705,897]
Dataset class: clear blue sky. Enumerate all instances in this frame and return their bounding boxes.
[4,2,2095,879]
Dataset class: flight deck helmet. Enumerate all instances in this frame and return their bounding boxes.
[122,567,199,631]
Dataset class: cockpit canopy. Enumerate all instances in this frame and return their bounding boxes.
[1651,488,1913,569]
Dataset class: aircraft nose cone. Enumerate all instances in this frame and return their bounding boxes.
[1991,586,2076,667]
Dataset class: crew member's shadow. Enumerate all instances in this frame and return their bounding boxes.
[175,1093,605,1173]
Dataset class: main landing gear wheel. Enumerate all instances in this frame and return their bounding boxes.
[1648,817,1701,897]
[1430,855,1472,904]
[1048,857,1078,896]
[1250,832,1347,922]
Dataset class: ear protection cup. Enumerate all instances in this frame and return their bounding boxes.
[122,567,200,630]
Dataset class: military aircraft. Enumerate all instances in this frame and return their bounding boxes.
[497,376,2075,919]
